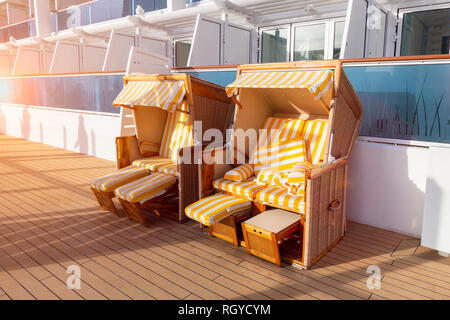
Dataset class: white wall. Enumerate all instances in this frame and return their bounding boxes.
[0,104,120,161]
[347,140,429,237]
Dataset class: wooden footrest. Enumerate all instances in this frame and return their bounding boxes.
[185,193,251,226]
[185,193,252,246]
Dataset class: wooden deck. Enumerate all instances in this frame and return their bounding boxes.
[0,134,449,300]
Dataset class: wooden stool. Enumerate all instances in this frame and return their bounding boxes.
[242,209,300,267]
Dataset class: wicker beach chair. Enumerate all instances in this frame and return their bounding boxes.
[91,74,234,226]
[185,61,363,268]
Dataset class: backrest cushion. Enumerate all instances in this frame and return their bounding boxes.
[159,107,193,161]
[256,117,305,149]
[301,120,329,165]
[253,138,306,174]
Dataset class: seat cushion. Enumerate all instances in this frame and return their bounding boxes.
[154,162,178,176]
[213,178,265,201]
[302,120,328,165]
[115,173,177,203]
[91,166,150,192]
[132,156,178,176]
[185,193,251,226]
[255,186,305,214]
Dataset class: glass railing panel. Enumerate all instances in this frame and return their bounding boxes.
[180,70,237,87]
[344,63,450,143]
[134,0,167,12]
[52,0,168,33]
[0,73,125,114]
[0,19,36,43]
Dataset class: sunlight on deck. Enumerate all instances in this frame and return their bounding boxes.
[0,134,449,300]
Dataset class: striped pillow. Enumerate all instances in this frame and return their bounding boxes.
[224,164,254,181]
[284,161,314,195]
[255,167,279,185]
[253,138,306,174]
[256,161,313,195]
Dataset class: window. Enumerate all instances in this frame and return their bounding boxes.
[175,39,191,67]
[260,18,344,63]
[400,8,450,56]
[293,23,325,61]
[260,27,288,63]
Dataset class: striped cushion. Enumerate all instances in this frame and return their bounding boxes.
[285,161,313,187]
[302,120,328,165]
[115,173,176,203]
[160,106,193,161]
[257,117,305,147]
[132,156,178,176]
[255,186,305,214]
[253,138,306,174]
[185,194,251,226]
[91,166,150,192]
[213,178,265,201]
[154,162,178,176]
[133,156,173,170]
[255,167,279,185]
[224,164,254,181]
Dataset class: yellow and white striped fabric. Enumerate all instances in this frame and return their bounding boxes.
[213,178,265,201]
[91,166,150,192]
[255,186,305,214]
[133,156,173,171]
[115,173,176,204]
[285,161,313,187]
[226,70,333,100]
[185,194,251,226]
[283,161,314,195]
[132,157,178,177]
[302,120,329,165]
[113,80,186,112]
[253,138,306,174]
[256,117,305,148]
[154,162,178,176]
[160,108,193,161]
[224,164,254,182]
[255,167,281,185]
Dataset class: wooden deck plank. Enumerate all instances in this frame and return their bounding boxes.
[40,276,83,300]
[0,267,35,300]
[1,134,449,300]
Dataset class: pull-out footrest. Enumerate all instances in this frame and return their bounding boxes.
[115,173,177,227]
[90,166,150,216]
[185,194,252,246]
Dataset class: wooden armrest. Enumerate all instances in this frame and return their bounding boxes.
[115,135,141,169]
[309,156,349,179]
[116,135,136,141]
[139,141,160,147]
